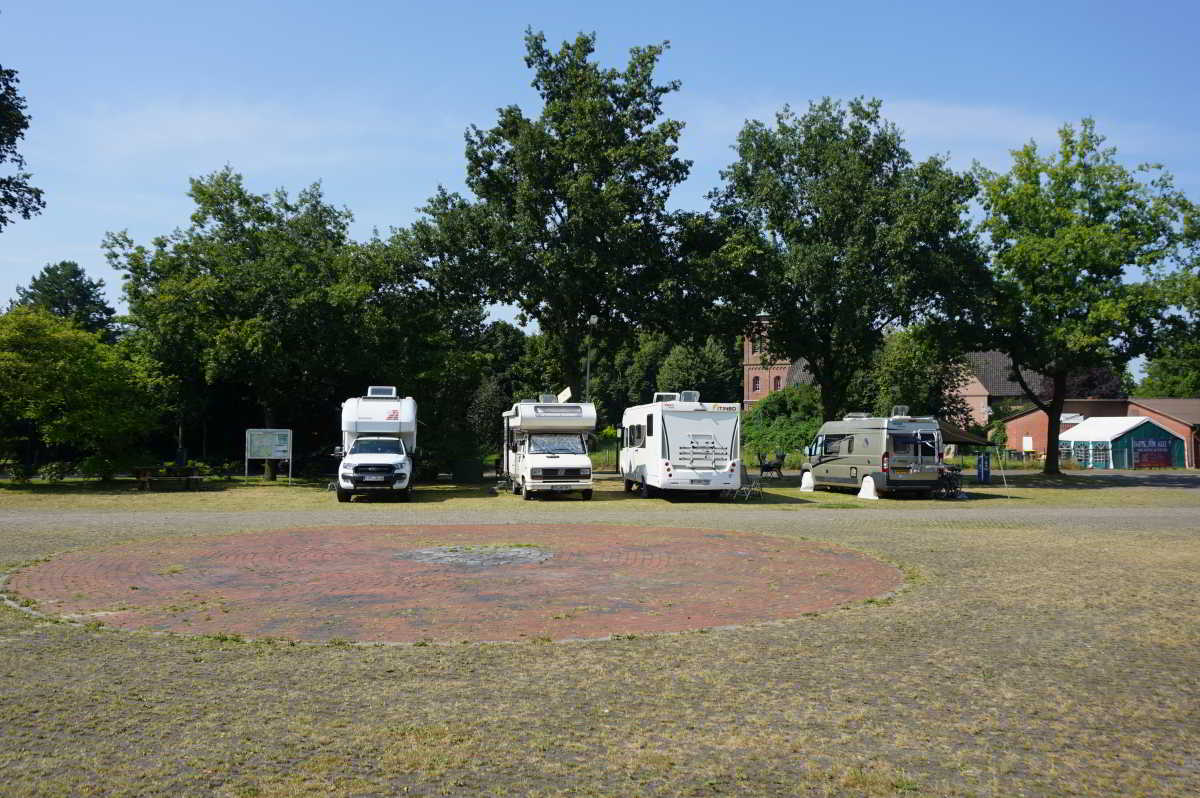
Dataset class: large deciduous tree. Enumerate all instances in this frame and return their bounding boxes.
[975,118,1196,474]
[0,307,154,477]
[107,168,490,475]
[0,65,45,232]
[713,98,986,422]
[11,260,117,341]
[869,327,973,429]
[453,30,711,392]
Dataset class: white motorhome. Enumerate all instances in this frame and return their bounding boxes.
[799,408,942,498]
[502,395,597,500]
[620,391,741,497]
[335,386,417,502]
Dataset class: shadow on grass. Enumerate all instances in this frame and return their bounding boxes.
[1002,472,1200,490]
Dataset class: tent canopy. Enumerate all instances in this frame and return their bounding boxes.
[1058,416,1181,443]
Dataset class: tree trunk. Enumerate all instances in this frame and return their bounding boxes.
[818,377,841,422]
[1042,371,1068,476]
[261,403,277,481]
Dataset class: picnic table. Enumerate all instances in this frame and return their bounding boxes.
[134,465,203,491]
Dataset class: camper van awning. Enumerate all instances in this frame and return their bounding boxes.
[939,420,989,446]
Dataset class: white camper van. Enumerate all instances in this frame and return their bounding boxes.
[800,408,942,498]
[502,395,597,500]
[335,386,417,502]
[620,392,741,497]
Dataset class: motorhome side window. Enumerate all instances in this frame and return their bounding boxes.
[846,437,854,454]
[646,414,653,438]
[627,424,646,448]
[822,435,845,455]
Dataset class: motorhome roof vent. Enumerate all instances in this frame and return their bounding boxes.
[679,390,700,402]
[366,386,397,399]
[539,394,557,404]
[653,392,680,402]
[844,412,871,419]
[519,398,536,404]
[891,405,910,417]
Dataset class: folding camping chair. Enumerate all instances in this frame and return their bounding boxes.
[734,463,763,501]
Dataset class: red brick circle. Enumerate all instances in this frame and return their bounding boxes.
[7,525,903,643]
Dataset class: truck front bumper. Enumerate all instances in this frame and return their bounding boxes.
[339,474,410,491]
[527,479,593,492]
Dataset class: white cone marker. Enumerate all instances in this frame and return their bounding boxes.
[857,475,880,500]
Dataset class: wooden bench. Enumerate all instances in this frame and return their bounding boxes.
[135,466,204,491]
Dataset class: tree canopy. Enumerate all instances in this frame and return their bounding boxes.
[713,98,986,422]
[0,65,45,232]
[449,30,732,393]
[0,307,153,477]
[975,118,1196,473]
[11,261,117,341]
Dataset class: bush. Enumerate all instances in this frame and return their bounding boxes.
[38,461,74,481]
[742,386,823,461]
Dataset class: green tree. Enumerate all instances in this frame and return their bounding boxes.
[0,65,45,232]
[974,118,1196,474]
[741,385,823,461]
[11,261,117,341]
[453,30,701,392]
[106,169,476,477]
[656,336,741,403]
[105,169,359,479]
[869,327,972,428]
[1140,344,1200,397]
[0,307,156,477]
[713,98,986,422]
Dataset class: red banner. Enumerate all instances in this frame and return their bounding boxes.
[1133,439,1172,468]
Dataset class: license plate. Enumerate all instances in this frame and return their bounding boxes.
[363,475,385,482]
[892,467,910,474]
[551,485,572,491]
[690,479,710,485]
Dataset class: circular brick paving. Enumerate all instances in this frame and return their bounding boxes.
[7,524,903,643]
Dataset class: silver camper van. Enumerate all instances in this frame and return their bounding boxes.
[800,408,943,497]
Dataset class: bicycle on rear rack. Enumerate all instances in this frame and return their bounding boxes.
[932,466,963,500]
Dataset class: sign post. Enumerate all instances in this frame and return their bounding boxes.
[245,429,293,484]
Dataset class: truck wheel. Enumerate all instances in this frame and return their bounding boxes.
[336,487,351,503]
[623,479,633,493]
[582,489,593,501]
[521,480,533,500]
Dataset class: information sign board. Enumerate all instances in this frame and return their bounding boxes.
[245,428,293,482]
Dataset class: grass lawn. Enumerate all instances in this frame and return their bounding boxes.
[1,473,1198,795]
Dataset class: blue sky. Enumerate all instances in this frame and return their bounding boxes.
[2,0,1198,314]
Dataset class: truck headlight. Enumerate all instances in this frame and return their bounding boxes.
[530,467,542,476]
[580,468,591,477]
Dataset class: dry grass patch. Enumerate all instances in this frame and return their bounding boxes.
[1,481,1198,795]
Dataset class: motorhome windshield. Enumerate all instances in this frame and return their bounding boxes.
[529,434,586,455]
[350,438,405,456]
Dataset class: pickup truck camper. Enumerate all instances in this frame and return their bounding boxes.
[620,391,741,497]
[335,386,416,502]
[502,395,597,500]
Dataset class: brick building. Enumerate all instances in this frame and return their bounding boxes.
[1002,397,1200,469]
[742,336,1037,426]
